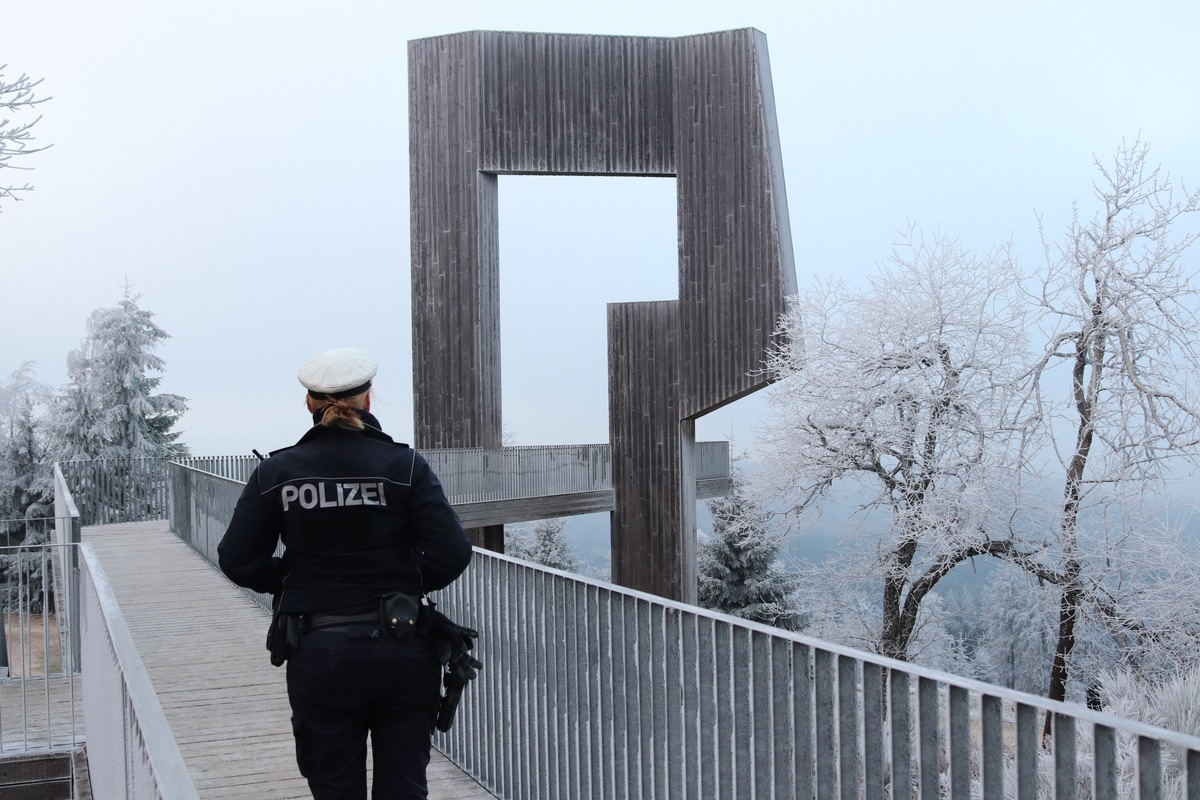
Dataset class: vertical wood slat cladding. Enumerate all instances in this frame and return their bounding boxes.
[408,28,795,595]
[675,29,798,420]
[409,34,502,451]
[478,33,675,176]
[605,30,794,598]
[608,302,686,599]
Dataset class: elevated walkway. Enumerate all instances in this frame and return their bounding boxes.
[44,460,1200,798]
[82,520,493,799]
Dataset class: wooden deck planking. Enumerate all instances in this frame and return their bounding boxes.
[0,674,83,754]
[83,521,493,799]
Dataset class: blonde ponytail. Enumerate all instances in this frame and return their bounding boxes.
[306,391,369,430]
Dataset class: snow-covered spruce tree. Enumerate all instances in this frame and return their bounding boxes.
[698,463,803,631]
[0,363,55,611]
[0,65,50,208]
[1025,140,1200,721]
[53,289,189,460]
[754,229,1038,662]
[511,518,582,573]
[0,363,53,526]
[54,347,104,462]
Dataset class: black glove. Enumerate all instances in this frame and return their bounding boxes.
[433,616,480,681]
[420,603,482,732]
[421,606,480,669]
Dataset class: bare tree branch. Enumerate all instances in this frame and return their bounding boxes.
[0,65,52,208]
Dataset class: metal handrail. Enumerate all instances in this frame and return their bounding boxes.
[59,443,730,523]
[51,464,200,799]
[0,535,80,753]
[162,461,1200,799]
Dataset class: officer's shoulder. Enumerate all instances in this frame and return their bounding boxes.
[365,433,411,451]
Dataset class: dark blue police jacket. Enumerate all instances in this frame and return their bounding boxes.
[217,410,472,614]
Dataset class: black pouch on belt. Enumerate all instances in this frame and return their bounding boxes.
[267,609,303,667]
[380,592,421,644]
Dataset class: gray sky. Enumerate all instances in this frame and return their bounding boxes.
[5,0,1199,457]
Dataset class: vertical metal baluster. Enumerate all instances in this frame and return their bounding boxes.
[1016,703,1038,800]
[980,694,1003,800]
[948,685,969,799]
[1093,724,1117,800]
[917,677,939,800]
[891,669,911,800]
[838,655,860,800]
[1054,713,1077,800]
[815,648,836,799]
[862,662,883,800]
[1138,736,1161,799]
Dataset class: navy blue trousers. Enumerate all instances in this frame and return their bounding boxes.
[286,624,441,799]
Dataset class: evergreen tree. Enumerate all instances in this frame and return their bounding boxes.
[0,364,54,609]
[508,518,582,573]
[698,465,804,631]
[54,348,104,461]
[53,289,189,459]
[0,524,53,613]
[0,363,52,526]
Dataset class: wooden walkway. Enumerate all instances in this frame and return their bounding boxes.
[0,674,83,754]
[83,521,494,799]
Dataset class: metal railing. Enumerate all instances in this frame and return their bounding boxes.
[0,473,85,755]
[165,461,1200,799]
[427,444,612,503]
[167,461,276,610]
[441,553,1200,799]
[0,533,81,754]
[53,464,200,799]
[62,443,730,526]
[174,454,260,483]
[58,457,174,526]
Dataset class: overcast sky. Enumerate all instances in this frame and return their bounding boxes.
[4,0,1199,457]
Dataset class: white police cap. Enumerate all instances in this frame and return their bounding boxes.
[297,347,378,398]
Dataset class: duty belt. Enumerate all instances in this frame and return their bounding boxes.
[306,611,378,632]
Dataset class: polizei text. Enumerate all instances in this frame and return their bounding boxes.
[280,481,388,511]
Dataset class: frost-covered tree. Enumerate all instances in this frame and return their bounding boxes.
[53,289,189,460]
[1071,513,1200,687]
[755,230,1035,661]
[698,463,803,631]
[1026,140,1200,719]
[1086,663,1200,796]
[973,565,1058,693]
[0,525,53,613]
[0,365,55,613]
[54,347,104,461]
[0,66,50,208]
[0,363,53,527]
[506,518,582,573]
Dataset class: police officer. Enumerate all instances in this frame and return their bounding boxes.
[218,347,473,800]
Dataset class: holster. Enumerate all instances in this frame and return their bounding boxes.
[266,607,303,667]
[418,600,481,732]
[436,674,467,733]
